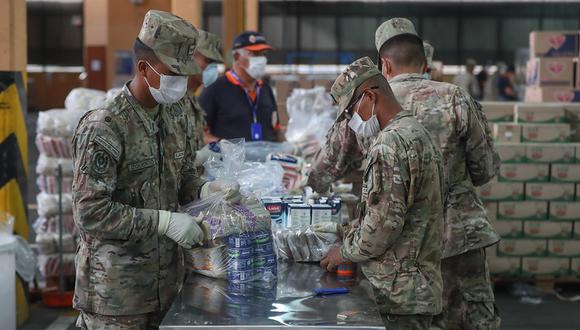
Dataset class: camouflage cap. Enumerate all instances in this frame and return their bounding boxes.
[331,57,381,112]
[138,10,201,75]
[375,18,419,52]
[196,31,224,63]
[424,41,434,69]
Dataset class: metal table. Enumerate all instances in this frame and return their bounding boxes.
[160,262,385,329]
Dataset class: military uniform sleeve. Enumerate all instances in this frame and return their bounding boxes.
[179,115,207,205]
[307,117,364,192]
[456,90,500,186]
[341,143,408,262]
[72,112,158,241]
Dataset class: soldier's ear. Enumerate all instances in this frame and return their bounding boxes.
[137,60,148,77]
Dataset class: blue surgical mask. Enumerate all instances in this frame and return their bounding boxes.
[202,63,219,87]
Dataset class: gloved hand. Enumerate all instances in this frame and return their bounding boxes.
[200,179,242,204]
[158,210,204,248]
[194,142,221,167]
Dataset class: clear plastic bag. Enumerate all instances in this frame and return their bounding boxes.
[35,232,76,255]
[33,215,77,236]
[37,253,75,277]
[37,109,86,138]
[36,176,73,194]
[36,154,73,177]
[272,226,339,262]
[36,193,73,218]
[35,134,72,158]
[266,153,305,191]
[237,162,286,198]
[244,141,299,162]
[14,236,37,283]
[64,88,106,112]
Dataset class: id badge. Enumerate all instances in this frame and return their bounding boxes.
[251,122,263,141]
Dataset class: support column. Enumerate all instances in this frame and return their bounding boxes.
[84,0,108,90]
[223,0,245,66]
[171,0,203,28]
[245,0,259,31]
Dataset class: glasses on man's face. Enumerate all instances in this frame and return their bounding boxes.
[345,86,379,114]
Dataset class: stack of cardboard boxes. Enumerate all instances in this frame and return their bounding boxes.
[526,31,580,102]
[481,101,580,277]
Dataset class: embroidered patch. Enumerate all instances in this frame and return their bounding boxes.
[94,135,121,160]
[128,158,156,172]
[174,151,185,160]
[90,150,110,175]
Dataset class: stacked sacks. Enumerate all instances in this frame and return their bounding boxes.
[34,88,105,282]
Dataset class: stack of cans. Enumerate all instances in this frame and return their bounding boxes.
[226,230,277,283]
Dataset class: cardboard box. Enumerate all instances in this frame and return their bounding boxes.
[311,204,332,225]
[521,124,571,143]
[563,104,580,122]
[262,197,285,226]
[479,181,525,201]
[524,143,575,163]
[493,123,521,143]
[498,201,548,220]
[547,240,580,257]
[498,239,547,257]
[526,57,574,86]
[530,31,579,57]
[498,164,549,182]
[481,102,515,122]
[496,143,526,163]
[550,202,580,220]
[495,220,524,238]
[515,104,566,123]
[523,221,573,239]
[488,256,521,275]
[526,183,575,201]
[526,86,580,103]
[484,202,498,222]
[571,258,580,275]
[521,257,570,276]
[550,164,580,182]
[287,204,311,228]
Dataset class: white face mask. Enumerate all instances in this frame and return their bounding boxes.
[144,62,188,104]
[246,56,267,80]
[202,63,219,87]
[348,93,380,138]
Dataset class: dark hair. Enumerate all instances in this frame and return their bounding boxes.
[379,34,426,68]
[133,38,158,63]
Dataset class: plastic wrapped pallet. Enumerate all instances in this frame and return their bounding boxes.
[36,193,73,219]
[33,215,77,236]
[272,226,339,262]
[37,253,76,278]
[64,88,106,112]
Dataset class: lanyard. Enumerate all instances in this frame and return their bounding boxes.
[229,70,261,123]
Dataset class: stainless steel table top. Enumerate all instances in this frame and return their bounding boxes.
[160,262,384,329]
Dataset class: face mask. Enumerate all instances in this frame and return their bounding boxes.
[144,62,188,104]
[348,93,380,138]
[202,63,219,87]
[246,56,267,80]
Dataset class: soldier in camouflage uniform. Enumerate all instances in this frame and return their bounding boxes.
[184,31,225,168]
[72,11,240,329]
[375,18,501,330]
[320,57,445,329]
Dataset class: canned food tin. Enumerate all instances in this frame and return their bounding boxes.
[254,254,276,268]
[254,241,274,254]
[227,247,253,259]
[228,269,255,283]
[229,256,254,271]
[227,233,254,248]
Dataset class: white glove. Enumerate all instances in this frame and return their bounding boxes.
[194,143,220,167]
[200,179,242,204]
[158,210,204,248]
[311,222,339,234]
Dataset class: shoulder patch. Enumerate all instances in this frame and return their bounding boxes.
[94,134,121,161]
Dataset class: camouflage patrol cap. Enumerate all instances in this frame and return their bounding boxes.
[375,18,419,52]
[138,10,201,75]
[331,57,381,112]
[196,31,224,63]
[424,41,435,69]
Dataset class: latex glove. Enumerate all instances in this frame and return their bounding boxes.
[200,179,242,204]
[311,222,339,235]
[194,142,220,167]
[158,210,204,249]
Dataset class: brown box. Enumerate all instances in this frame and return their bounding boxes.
[524,143,575,163]
[563,103,580,122]
[525,86,580,103]
[526,183,575,201]
[499,164,549,182]
[571,258,580,275]
[496,143,526,163]
[547,240,580,257]
[515,104,566,123]
[497,201,548,220]
[529,31,579,58]
[523,221,573,239]
[550,202,580,221]
[498,239,547,257]
[478,181,524,201]
[550,164,580,182]
[521,123,571,143]
[526,57,574,86]
[484,202,498,223]
[481,102,515,122]
[521,257,570,276]
[495,220,524,238]
[493,123,521,143]
[488,256,521,275]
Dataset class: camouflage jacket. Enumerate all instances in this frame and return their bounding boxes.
[71,84,206,315]
[307,112,365,193]
[389,73,500,258]
[341,111,445,316]
[185,91,206,152]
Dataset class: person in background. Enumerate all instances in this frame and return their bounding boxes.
[71,11,240,329]
[453,58,480,99]
[321,56,445,329]
[423,41,435,79]
[199,31,279,142]
[477,62,490,100]
[497,64,517,101]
